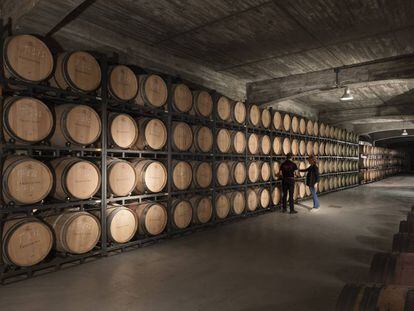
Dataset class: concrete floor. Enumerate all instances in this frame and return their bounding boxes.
[1,175,414,311]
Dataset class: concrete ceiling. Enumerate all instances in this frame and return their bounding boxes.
[2,0,414,142]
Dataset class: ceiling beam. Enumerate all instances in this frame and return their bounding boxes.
[247,55,414,104]
[352,117,414,135]
[1,0,90,36]
[319,102,414,125]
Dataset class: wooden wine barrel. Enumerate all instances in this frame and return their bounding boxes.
[273,137,282,155]
[247,188,258,212]
[258,188,270,209]
[299,118,306,135]
[248,104,261,126]
[128,202,168,236]
[108,65,138,101]
[306,140,313,156]
[248,161,260,183]
[291,116,299,133]
[319,160,326,174]
[317,178,324,193]
[172,122,193,151]
[323,178,330,191]
[192,161,212,189]
[333,143,339,155]
[172,161,192,190]
[272,187,281,205]
[2,155,53,205]
[282,137,291,155]
[334,127,340,140]
[260,161,271,182]
[305,185,311,197]
[313,121,319,136]
[135,118,167,150]
[291,139,299,155]
[215,194,230,219]
[260,135,271,155]
[50,157,100,200]
[298,161,306,177]
[217,128,231,153]
[131,159,167,193]
[283,113,291,132]
[107,158,136,197]
[248,133,260,155]
[306,120,314,135]
[193,91,213,117]
[217,96,232,121]
[108,113,138,149]
[3,97,53,144]
[261,109,271,128]
[325,125,330,139]
[53,51,101,93]
[3,35,53,83]
[135,74,168,107]
[2,216,53,267]
[319,123,326,137]
[101,204,137,244]
[216,161,230,187]
[50,104,101,147]
[190,196,213,224]
[297,182,306,198]
[228,191,245,215]
[313,141,319,156]
[172,83,193,113]
[393,233,414,252]
[370,253,414,285]
[233,101,246,124]
[299,140,306,156]
[231,131,246,154]
[193,126,213,153]
[319,141,325,156]
[171,199,193,230]
[293,183,299,200]
[273,111,282,130]
[272,161,280,179]
[336,284,414,310]
[44,211,100,254]
[229,161,246,185]
[329,126,335,139]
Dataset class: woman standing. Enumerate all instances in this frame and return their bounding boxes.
[300,155,320,210]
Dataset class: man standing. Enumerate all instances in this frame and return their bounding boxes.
[300,155,320,210]
[280,153,298,214]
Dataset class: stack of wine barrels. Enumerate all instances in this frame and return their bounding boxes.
[359,145,404,183]
[0,34,370,273]
[336,206,414,310]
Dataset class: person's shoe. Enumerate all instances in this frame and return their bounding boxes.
[311,207,320,212]
[290,210,298,214]
[282,208,287,213]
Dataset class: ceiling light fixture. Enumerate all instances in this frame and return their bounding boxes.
[340,86,354,101]
[334,69,354,102]
[402,129,408,136]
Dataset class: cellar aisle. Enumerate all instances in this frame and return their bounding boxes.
[1,175,413,311]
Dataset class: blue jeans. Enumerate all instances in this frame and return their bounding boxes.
[310,187,320,208]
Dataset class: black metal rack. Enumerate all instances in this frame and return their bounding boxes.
[0,27,360,284]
